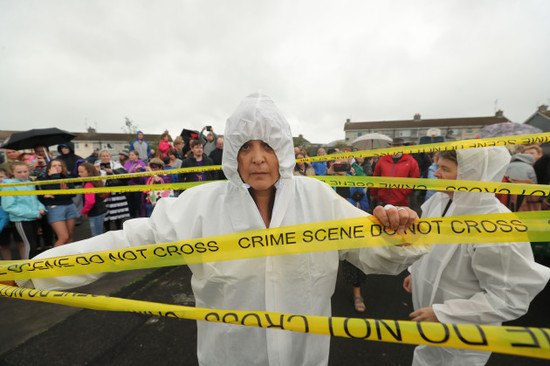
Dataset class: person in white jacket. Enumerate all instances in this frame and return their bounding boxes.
[16,93,425,365]
[403,146,550,366]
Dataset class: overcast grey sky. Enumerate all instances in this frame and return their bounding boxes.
[1,0,549,143]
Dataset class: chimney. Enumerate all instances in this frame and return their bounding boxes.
[346,118,351,123]
[495,110,504,118]
[87,126,96,134]
[413,113,421,121]
[538,105,548,113]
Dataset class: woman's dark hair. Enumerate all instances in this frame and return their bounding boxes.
[79,162,106,197]
[47,158,68,176]
[190,139,202,149]
[438,150,457,164]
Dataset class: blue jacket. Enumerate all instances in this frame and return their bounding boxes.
[1,179,46,222]
[0,206,8,231]
[347,186,369,211]
[312,161,327,176]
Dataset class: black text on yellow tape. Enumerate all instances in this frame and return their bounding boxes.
[314,175,550,198]
[0,285,548,360]
[1,211,549,281]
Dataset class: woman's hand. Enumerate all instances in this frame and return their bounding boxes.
[409,307,439,322]
[403,274,412,293]
[0,281,17,287]
[372,205,418,235]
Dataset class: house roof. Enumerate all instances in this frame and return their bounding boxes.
[344,115,510,131]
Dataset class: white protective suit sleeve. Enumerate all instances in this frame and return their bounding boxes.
[432,241,550,324]
[18,217,161,290]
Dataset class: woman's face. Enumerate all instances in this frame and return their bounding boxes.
[237,140,280,192]
[129,151,138,161]
[78,165,89,177]
[50,160,63,174]
[100,151,111,163]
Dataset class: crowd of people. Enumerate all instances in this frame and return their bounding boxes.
[0,94,549,365]
[0,126,224,260]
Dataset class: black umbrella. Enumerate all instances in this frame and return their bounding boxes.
[180,128,200,144]
[0,128,76,150]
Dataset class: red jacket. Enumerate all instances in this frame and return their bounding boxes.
[158,140,173,157]
[370,154,420,206]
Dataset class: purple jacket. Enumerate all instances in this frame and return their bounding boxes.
[124,159,147,185]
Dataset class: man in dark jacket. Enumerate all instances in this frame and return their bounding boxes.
[55,142,82,178]
[370,138,420,207]
[179,139,215,183]
[208,137,225,180]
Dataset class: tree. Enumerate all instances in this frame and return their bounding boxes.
[121,117,139,143]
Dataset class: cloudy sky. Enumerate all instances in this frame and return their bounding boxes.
[1,0,549,143]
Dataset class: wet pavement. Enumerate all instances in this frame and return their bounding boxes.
[1,219,549,365]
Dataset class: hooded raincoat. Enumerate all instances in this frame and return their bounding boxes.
[23,94,426,365]
[409,146,550,366]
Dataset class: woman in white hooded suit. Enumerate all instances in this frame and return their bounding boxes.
[21,94,425,365]
[405,146,550,366]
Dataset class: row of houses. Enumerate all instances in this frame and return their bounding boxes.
[343,104,550,145]
[1,105,549,158]
[0,127,164,160]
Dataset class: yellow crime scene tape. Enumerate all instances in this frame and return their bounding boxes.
[1,132,548,188]
[0,181,210,196]
[1,211,549,358]
[1,175,549,199]
[0,211,548,281]
[298,132,550,163]
[0,164,223,188]
[1,284,549,360]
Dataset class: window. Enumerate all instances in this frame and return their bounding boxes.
[102,143,114,150]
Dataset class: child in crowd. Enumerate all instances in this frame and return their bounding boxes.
[1,161,46,259]
[78,163,108,237]
[0,167,16,260]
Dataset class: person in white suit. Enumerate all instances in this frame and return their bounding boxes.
[16,93,426,365]
[403,146,550,366]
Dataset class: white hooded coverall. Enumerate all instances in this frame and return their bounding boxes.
[23,94,425,365]
[410,146,550,366]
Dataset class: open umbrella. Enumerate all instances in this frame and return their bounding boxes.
[0,128,76,150]
[180,128,200,144]
[352,133,392,150]
[477,122,542,139]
